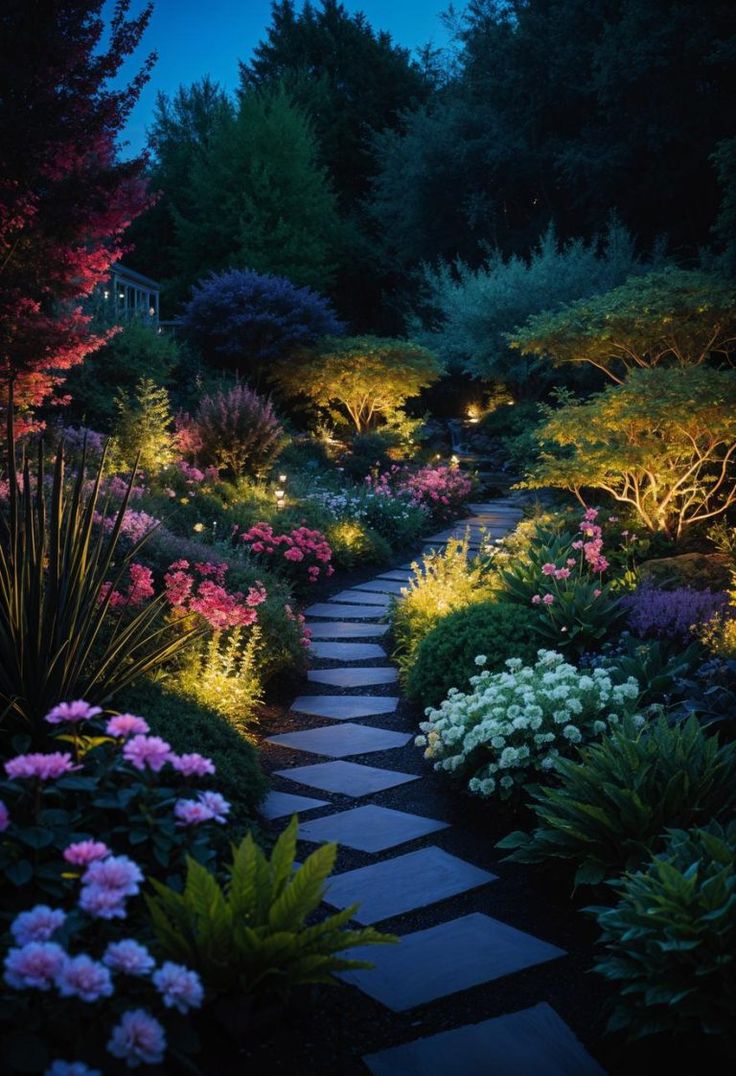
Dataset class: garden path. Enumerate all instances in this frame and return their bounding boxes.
[261,500,606,1075]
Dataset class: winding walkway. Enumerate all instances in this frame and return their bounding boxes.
[261,500,606,1075]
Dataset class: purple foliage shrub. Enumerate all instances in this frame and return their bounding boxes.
[188,383,285,477]
[623,585,729,639]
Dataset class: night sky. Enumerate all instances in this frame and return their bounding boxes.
[110,0,452,156]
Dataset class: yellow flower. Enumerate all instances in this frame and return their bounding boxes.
[180,497,189,505]
[193,522,205,533]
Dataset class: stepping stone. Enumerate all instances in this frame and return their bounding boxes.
[267,722,412,758]
[275,760,419,796]
[308,666,398,688]
[260,790,328,821]
[299,804,448,853]
[291,696,399,720]
[324,846,496,924]
[305,603,386,619]
[378,570,416,582]
[306,621,389,639]
[342,912,565,1010]
[309,642,387,661]
[350,580,407,595]
[329,590,391,607]
[363,1002,605,1075]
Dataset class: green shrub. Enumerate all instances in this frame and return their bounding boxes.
[110,377,177,475]
[117,678,267,830]
[326,519,393,570]
[146,817,394,1005]
[406,601,541,709]
[499,716,736,885]
[588,820,736,1045]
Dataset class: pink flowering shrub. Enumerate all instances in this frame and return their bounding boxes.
[366,463,473,522]
[236,523,334,588]
[163,559,267,629]
[497,508,628,652]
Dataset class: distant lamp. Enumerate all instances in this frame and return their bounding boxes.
[103,289,110,300]
[466,403,482,423]
[274,488,286,509]
[278,474,287,484]
[450,454,459,467]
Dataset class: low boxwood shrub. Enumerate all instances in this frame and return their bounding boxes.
[499,715,736,886]
[588,820,736,1046]
[406,601,541,710]
[326,520,393,571]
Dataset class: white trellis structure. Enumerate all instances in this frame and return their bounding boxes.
[100,263,161,326]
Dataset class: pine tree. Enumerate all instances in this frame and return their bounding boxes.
[111,377,176,475]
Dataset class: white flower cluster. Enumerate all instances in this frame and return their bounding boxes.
[415,650,640,800]
[306,487,429,526]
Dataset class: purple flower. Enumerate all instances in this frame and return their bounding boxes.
[56,954,114,1002]
[45,700,102,725]
[82,855,143,898]
[106,714,150,739]
[11,906,65,946]
[63,840,111,867]
[5,752,79,781]
[623,585,729,640]
[78,885,128,921]
[4,942,67,991]
[46,1062,101,1076]
[0,799,8,832]
[174,799,213,827]
[153,962,204,1013]
[103,940,155,977]
[107,1009,166,1068]
[198,790,230,823]
[122,734,172,772]
[170,752,216,777]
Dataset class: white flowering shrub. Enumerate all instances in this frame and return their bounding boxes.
[416,650,640,800]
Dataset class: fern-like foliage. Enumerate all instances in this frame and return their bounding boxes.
[146,817,395,1001]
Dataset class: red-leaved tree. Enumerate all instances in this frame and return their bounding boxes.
[0,0,155,435]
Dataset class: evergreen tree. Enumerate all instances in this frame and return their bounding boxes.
[111,377,176,475]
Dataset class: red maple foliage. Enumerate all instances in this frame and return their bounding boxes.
[0,0,156,435]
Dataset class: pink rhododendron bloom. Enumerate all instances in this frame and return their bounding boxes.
[107,1009,166,1068]
[122,735,172,772]
[44,700,102,725]
[284,546,304,561]
[0,800,8,832]
[4,942,66,991]
[78,886,128,920]
[170,752,215,777]
[153,962,204,1013]
[5,752,78,781]
[11,906,65,946]
[82,855,143,898]
[198,790,231,823]
[103,940,155,977]
[106,714,150,738]
[56,954,114,1002]
[174,799,213,826]
[542,594,555,605]
[64,841,110,867]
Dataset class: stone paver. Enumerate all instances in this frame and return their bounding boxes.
[378,570,416,582]
[305,603,386,619]
[267,722,412,758]
[342,912,565,1010]
[299,804,448,853]
[363,1003,605,1076]
[291,695,399,720]
[350,580,407,595]
[260,790,329,820]
[275,760,419,796]
[329,590,392,607]
[306,621,389,639]
[309,641,387,661]
[307,666,398,687]
[324,846,497,924]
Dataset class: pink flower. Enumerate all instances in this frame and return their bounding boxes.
[554,567,571,580]
[542,594,555,605]
[541,563,557,576]
[174,799,213,826]
[170,752,216,777]
[4,942,67,991]
[44,700,102,725]
[594,588,602,598]
[284,546,304,561]
[583,507,599,522]
[531,595,542,605]
[153,962,204,1013]
[198,790,230,823]
[11,906,65,946]
[107,1009,166,1068]
[5,752,78,781]
[0,800,8,832]
[106,714,150,739]
[56,954,114,1002]
[122,735,172,772]
[64,841,110,867]
[127,563,155,605]
[78,885,128,920]
[82,855,143,898]
[103,940,155,977]
[571,540,584,550]
[566,558,577,567]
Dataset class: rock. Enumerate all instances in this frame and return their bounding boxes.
[638,552,731,591]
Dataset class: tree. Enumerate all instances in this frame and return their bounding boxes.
[111,377,176,476]
[0,0,154,434]
[511,269,736,384]
[181,269,343,383]
[174,85,340,292]
[523,367,736,538]
[273,336,442,433]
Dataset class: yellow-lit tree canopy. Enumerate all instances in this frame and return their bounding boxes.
[273,336,442,433]
[522,366,736,538]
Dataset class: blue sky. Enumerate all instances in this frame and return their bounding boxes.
[110,0,452,156]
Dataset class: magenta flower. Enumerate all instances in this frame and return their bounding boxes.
[153,962,204,1013]
[63,840,110,867]
[82,855,143,898]
[78,885,128,921]
[4,942,67,991]
[103,940,155,977]
[107,1009,166,1068]
[542,594,555,605]
[541,563,557,576]
[106,713,150,739]
[122,734,172,772]
[44,700,102,725]
[5,752,79,781]
[11,906,65,946]
[56,954,114,1002]
[198,790,230,823]
[170,752,215,778]
[0,799,8,832]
